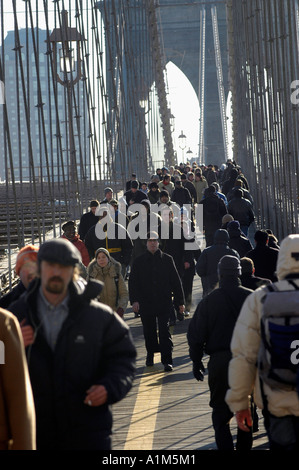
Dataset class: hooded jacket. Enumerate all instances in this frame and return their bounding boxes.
[225,234,299,417]
[87,251,129,312]
[8,277,136,450]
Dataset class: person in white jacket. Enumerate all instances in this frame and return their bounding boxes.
[225,234,299,450]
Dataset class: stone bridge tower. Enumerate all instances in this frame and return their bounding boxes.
[157,0,229,166]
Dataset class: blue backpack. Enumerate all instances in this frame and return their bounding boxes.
[258,280,299,392]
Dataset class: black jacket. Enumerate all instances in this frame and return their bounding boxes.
[129,249,185,310]
[227,196,254,227]
[171,186,192,207]
[187,277,253,361]
[196,231,240,296]
[240,273,271,290]
[78,211,100,241]
[199,194,228,233]
[245,243,279,282]
[227,227,253,257]
[84,221,133,265]
[8,278,136,450]
[0,280,26,309]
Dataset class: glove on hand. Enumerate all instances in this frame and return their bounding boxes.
[192,361,205,381]
[116,307,124,318]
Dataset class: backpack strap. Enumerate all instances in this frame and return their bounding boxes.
[114,274,119,305]
[287,279,299,290]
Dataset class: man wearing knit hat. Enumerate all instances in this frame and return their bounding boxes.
[188,254,253,450]
[100,187,114,205]
[0,245,39,309]
[8,237,136,450]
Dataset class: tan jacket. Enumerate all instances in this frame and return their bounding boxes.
[0,308,36,449]
[87,258,129,312]
[193,178,208,203]
[225,235,299,417]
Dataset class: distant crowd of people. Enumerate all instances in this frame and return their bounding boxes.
[1,158,299,451]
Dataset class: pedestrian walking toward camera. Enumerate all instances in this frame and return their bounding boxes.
[188,255,253,451]
[87,247,129,318]
[84,206,133,277]
[129,232,185,371]
[78,200,100,241]
[61,220,90,267]
[225,234,299,450]
[0,245,39,309]
[8,238,136,450]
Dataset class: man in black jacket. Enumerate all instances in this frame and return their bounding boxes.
[196,229,240,297]
[245,229,279,282]
[171,179,192,207]
[227,220,253,258]
[84,206,133,274]
[187,255,253,450]
[78,200,100,241]
[8,238,136,451]
[227,188,255,237]
[129,231,185,371]
[199,185,228,247]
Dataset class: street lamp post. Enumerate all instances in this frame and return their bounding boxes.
[48,10,84,220]
[186,147,193,163]
[178,130,186,163]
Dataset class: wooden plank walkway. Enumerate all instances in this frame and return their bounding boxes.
[111,273,270,452]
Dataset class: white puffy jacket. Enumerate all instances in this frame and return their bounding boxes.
[225,234,299,416]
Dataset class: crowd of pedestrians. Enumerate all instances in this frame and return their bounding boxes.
[0,158,298,451]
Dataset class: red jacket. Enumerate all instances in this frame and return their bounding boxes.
[61,235,90,267]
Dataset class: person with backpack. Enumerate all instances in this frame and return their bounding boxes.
[225,234,299,451]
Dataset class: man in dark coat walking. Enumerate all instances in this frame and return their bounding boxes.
[8,238,136,451]
[199,185,228,247]
[245,229,279,282]
[227,220,253,258]
[129,231,185,371]
[227,188,254,236]
[196,229,240,297]
[240,257,271,290]
[171,179,192,207]
[187,255,253,450]
[78,200,100,241]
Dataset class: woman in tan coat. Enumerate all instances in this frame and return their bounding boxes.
[0,308,36,449]
[87,248,129,318]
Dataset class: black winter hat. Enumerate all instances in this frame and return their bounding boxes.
[62,220,76,231]
[214,229,229,244]
[218,255,242,277]
[38,238,82,266]
[227,220,241,232]
[131,180,138,189]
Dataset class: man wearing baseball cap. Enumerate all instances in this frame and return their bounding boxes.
[0,244,39,309]
[9,237,136,450]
